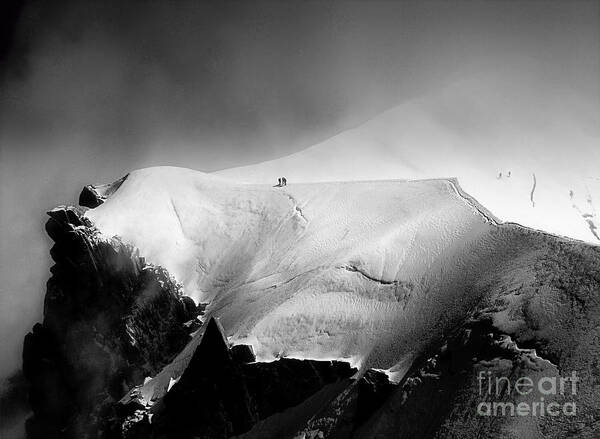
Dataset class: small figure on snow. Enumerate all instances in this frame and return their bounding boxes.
[282,177,287,186]
[277,177,282,186]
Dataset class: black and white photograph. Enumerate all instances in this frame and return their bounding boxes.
[1,1,599,438]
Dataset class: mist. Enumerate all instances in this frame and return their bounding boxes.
[1,0,598,398]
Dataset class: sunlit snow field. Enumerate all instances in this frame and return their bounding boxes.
[86,167,572,393]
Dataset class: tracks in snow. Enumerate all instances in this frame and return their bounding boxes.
[530,173,537,208]
[280,191,309,224]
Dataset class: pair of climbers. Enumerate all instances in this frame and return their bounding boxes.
[277,177,287,187]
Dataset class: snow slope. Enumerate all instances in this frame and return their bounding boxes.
[216,78,600,244]
[86,167,569,381]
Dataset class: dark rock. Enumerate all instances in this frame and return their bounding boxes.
[78,175,128,209]
[352,319,551,439]
[243,358,355,419]
[265,367,397,439]
[355,369,396,424]
[127,318,357,439]
[0,371,31,433]
[231,344,256,364]
[23,206,201,439]
[182,318,202,333]
[154,317,258,438]
[79,185,104,208]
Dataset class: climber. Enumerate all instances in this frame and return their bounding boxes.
[282,177,287,186]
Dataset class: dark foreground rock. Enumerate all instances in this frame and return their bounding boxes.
[23,206,201,439]
[118,317,359,439]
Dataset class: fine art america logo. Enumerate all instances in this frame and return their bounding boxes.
[477,370,578,417]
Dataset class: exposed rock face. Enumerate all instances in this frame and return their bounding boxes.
[23,206,201,439]
[274,368,398,439]
[79,175,128,208]
[119,317,358,439]
[0,371,31,434]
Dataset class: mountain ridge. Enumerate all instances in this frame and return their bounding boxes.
[20,166,600,438]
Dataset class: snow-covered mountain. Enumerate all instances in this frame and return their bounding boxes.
[40,165,597,438]
[82,165,599,366]
[85,167,509,368]
[217,78,600,244]
[22,135,600,437]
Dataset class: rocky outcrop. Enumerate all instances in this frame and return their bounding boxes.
[79,175,128,208]
[119,317,357,439]
[353,316,587,439]
[275,368,397,439]
[23,206,202,439]
[0,371,30,434]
